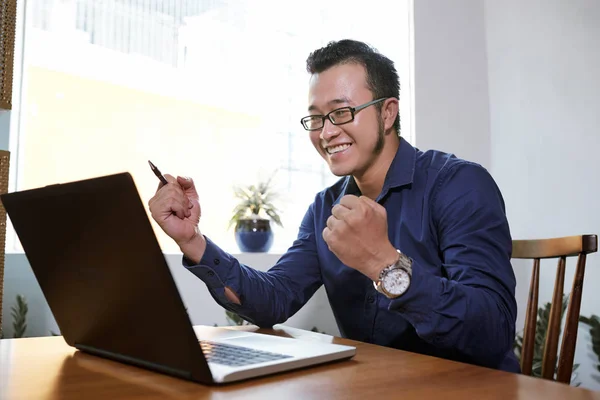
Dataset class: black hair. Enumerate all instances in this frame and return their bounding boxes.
[306,39,400,134]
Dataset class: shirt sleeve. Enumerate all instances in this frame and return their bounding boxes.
[183,203,323,328]
[388,162,517,368]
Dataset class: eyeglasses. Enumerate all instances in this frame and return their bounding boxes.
[300,98,387,131]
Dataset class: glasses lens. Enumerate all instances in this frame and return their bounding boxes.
[302,116,323,131]
[329,108,353,124]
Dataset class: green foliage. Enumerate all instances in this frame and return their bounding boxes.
[229,173,283,229]
[225,310,250,326]
[513,294,579,384]
[11,294,29,338]
[579,314,600,374]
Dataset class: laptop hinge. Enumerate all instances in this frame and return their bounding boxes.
[75,343,193,380]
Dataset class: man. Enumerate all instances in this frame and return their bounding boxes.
[148,39,520,372]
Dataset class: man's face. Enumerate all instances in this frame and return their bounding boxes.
[307,63,385,178]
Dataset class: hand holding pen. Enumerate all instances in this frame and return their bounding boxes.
[146,160,205,263]
[147,160,194,213]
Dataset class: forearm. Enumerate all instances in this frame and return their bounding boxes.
[184,236,322,328]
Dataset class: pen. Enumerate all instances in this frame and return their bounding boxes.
[148,160,169,185]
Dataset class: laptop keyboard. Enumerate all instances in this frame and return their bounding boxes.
[199,340,292,367]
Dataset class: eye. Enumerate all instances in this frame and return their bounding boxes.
[331,108,351,122]
[303,115,323,129]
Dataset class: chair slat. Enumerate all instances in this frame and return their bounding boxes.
[556,254,587,383]
[520,259,540,375]
[542,257,566,380]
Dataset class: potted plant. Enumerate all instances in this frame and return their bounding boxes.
[229,174,283,253]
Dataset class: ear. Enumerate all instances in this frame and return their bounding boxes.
[381,98,399,132]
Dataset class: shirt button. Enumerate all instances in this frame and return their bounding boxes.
[367,295,375,304]
[214,258,220,265]
[207,271,215,277]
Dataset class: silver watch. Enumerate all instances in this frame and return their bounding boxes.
[373,250,412,299]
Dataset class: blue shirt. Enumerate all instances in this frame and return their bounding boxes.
[184,138,520,372]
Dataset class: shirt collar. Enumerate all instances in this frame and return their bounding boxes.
[337,136,417,201]
[382,136,417,190]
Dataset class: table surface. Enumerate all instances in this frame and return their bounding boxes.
[1,325,599,400]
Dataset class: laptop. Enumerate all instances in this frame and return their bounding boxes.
[0,172,356,384]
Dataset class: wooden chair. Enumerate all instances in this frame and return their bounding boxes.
[512,234,598,384]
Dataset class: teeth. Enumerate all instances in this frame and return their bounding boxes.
[327,144,351,154]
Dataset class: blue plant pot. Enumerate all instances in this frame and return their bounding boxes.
[235,218,274,253]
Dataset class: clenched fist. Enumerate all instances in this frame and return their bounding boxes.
[323,195,398,281]
[148,174,205,262]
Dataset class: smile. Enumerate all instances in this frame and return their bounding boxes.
[326,144,351,155]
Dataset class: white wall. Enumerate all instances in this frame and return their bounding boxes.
[413,0,491,168]
[485,0,600,389]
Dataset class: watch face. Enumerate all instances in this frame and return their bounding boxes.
[383,269,410,296]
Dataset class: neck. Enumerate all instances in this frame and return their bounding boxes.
[354,134,400,200]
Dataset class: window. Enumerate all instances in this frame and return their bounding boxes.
[8,0,413,254]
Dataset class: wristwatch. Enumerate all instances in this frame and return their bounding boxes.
[373,249,412,299]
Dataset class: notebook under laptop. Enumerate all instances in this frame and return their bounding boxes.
[0,172,356,384]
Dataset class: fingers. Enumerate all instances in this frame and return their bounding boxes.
[322,226,333,248]
[329,196,386,234]
[331,203,351,220]
[340,194,382,211]
[339,194,360,209]
[162,174,192,210]
[325,206,347,239]
[152,194,191,220]
[148,176,192,220]
[326,214,339,230]
[359,195,379,210]
[177,176,198,208]
[177,175,194,190]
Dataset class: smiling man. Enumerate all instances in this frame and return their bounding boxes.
[148,39,520,372]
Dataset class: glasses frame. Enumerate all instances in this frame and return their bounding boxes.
[300,98,387,131]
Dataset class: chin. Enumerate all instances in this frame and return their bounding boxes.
[327,162,354,177]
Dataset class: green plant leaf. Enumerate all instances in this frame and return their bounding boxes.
[225,310,250,326]
[580,314,600,374]
[229,171,284,229]
[11,295,28,339]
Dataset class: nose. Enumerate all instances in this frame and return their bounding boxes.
[319,118,341,141]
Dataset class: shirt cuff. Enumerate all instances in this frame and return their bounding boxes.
[182,236,240,301]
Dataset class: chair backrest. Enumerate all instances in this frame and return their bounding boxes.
[0,150,9,337]
[512,234,598,384]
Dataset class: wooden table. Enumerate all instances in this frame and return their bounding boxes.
[1,325,598,399]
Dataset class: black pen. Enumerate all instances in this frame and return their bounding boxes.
[148,160,169,185]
